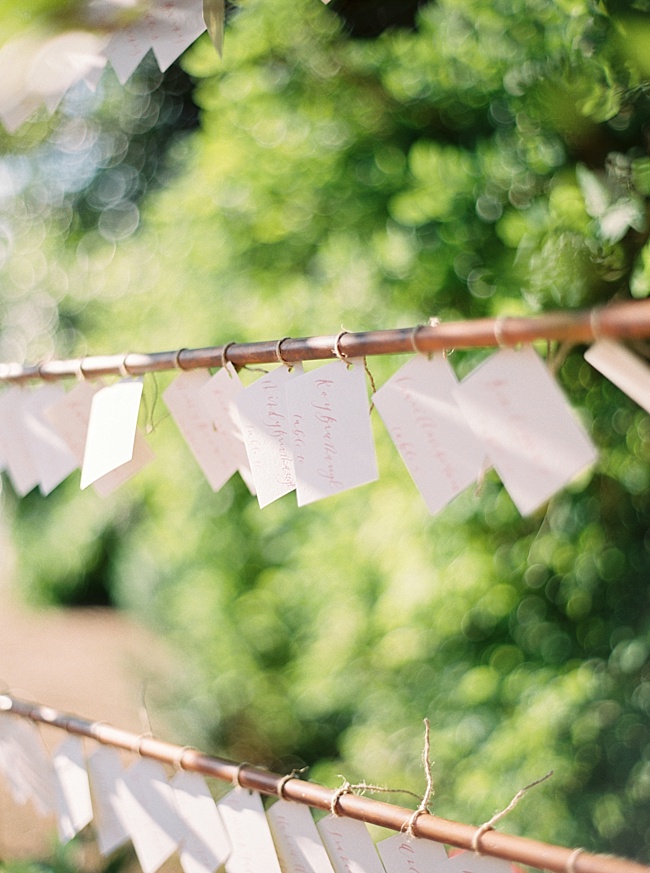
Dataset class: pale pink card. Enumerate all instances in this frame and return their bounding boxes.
[454,347,598,515]
[377,832,448,873]
[317,815,385,873]
[171,770,230,873]
[0,388,39,496]
[87,746,130,856]
[268,799,334,873]
[52,736,93,844]
[147,0,207,72]
[22,384,78,495]
[285,359,378,506]
[235,365,303,508]
[373,355,485,515]
[80,379,144,488]
[585,340,650,414]
[217,789,283,873]
[105,25,150,85]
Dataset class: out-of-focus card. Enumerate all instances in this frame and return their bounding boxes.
[80,379,144,488]
[0,716,56,815]
[217,789,283,873]
[148,0,207,71]
[22,384,79,495]
[377,832,448,873]
[0,387,39,496]
[164,369,239,492]
[454,347,597,515]
[268,799,335,873]
[373,355,485,515]
[118,758,186,873]
[92,430,155,497]
[105,25,150,85]
[87,745,130,856]
[52,736,93,844]
[235,365,303,508]
[171,770,230,873]
[585,340,650,414]
[199,365,249,466]
[318,815,385,873]
[285,359,378,506]
[44,380,103,463]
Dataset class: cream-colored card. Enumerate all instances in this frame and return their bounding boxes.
[171,770,230,873]
[22,384,79,495]
[87,746,130,856]
[80,379,144,488]
[377,832,448,873]
[104,25,150,85]
[44,380,103,463]
[164,370,240,492]
[585,340,650,414]
[0,716,56,815]
[0,387,39,496]
[268,799,335,873]
[218,789,283,873]
[148,0,207,71]
[92,431,155,497]
[453,347,597,515]
[52,735,93,844]
[373,355,485,515]
[118,758,186,873]
[317,815,385,873]
[235,365,304,508]
[285,359,379,506]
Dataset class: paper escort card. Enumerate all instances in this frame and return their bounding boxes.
[0,716,56,815]
[171,770,230,873]
[285,359,378,506]
[80,379,144,489]
[444,849,512,873]
[87,746,130,856]
[52,736,93,844]
[92,432,155,498]
[21,384,79,496]
[199,365,249,467]
[453,347,598,515]
[217,789,283,873]
[44,380,103,463]
[585,340,650,414]
[377,832,448,873]
[268,799,335,873]
[105,25,150,85]
[373,355,485,515]
[164,370,241,492]
[118,758,187,873]
[0,388,39,496]
[147,0,207,72]
[235,365,303,508]
[318,815,385,873]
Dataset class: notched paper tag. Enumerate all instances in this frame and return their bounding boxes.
[285,359,378,506]
[235,365,303,508]
[217,789,283,873]
[87,746,130,857]
[171,770,230,873]
[453,347,597,516]
[373,355,485,515]
[317,814,385,873]
[0,388,39,496]
[268,799,334,873]
[377,832,448,873]
[52,735,93,844]
[22,384,79,495]
[585,340,650,414]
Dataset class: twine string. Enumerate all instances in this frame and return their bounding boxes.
[405,717,434,837]
[472,770,554,855]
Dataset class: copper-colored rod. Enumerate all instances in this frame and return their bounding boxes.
[1,299,650,384]
[1,697,646,873]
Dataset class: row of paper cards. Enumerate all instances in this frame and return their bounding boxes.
[0,713,510,873]
[0,340,645,516]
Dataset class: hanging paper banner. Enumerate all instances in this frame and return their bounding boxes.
[318,815,385,873]
[0,388,40,496]
[0,716,56,815]
[267,799,335,873]
[52,735,94,844]
[171,770,231,873]
[285,359,378,506]
[87,745,131,857]
[217,789,283,873]
[377,832,448,873]
[585,340,650,414]
[453,347,598,515]
[373,355,485,515]
[22,384,79,496]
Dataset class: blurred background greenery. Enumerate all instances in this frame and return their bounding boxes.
[1,0,650,862]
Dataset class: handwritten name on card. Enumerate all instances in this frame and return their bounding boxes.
[585,340,650,414]
[235,365,303,508]
[52,736,93,844]
[0,388,39,496]
[217,789,283,873]
[267,799,334,873]
[285,360,378,506]
[87,746,130,856]
[317,815,385,873]
[377,833,448,873]
[22,385,78,495]
[373,355,485,515]
[453,347,598,516]
[171,770,230,873]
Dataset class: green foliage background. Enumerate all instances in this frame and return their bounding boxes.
[2,0,650,861]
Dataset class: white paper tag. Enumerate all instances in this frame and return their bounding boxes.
[444,849,512,873]
[52,735,93,844]
[585,340,650,414]
[80,379,144,488]
[285,360,378,506]
[373,355,485,515]
[268,799,335,873]
[235,365,304,508]
[22,384,79,495]
[147,0,207,72]
[104,25,150,85]
[87,746,131,857]
[171,770,230,873]
[0,716,56,815]
[0,388,39,496]
[44,380,103,464]
[200,365,249,466]
[318,815,385,873]
[377,833,448,873]
[118,758,186,873]
[92,430,155,497]
[164,370,241,491]
[217,789,283,873]
[453,347,598,515]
